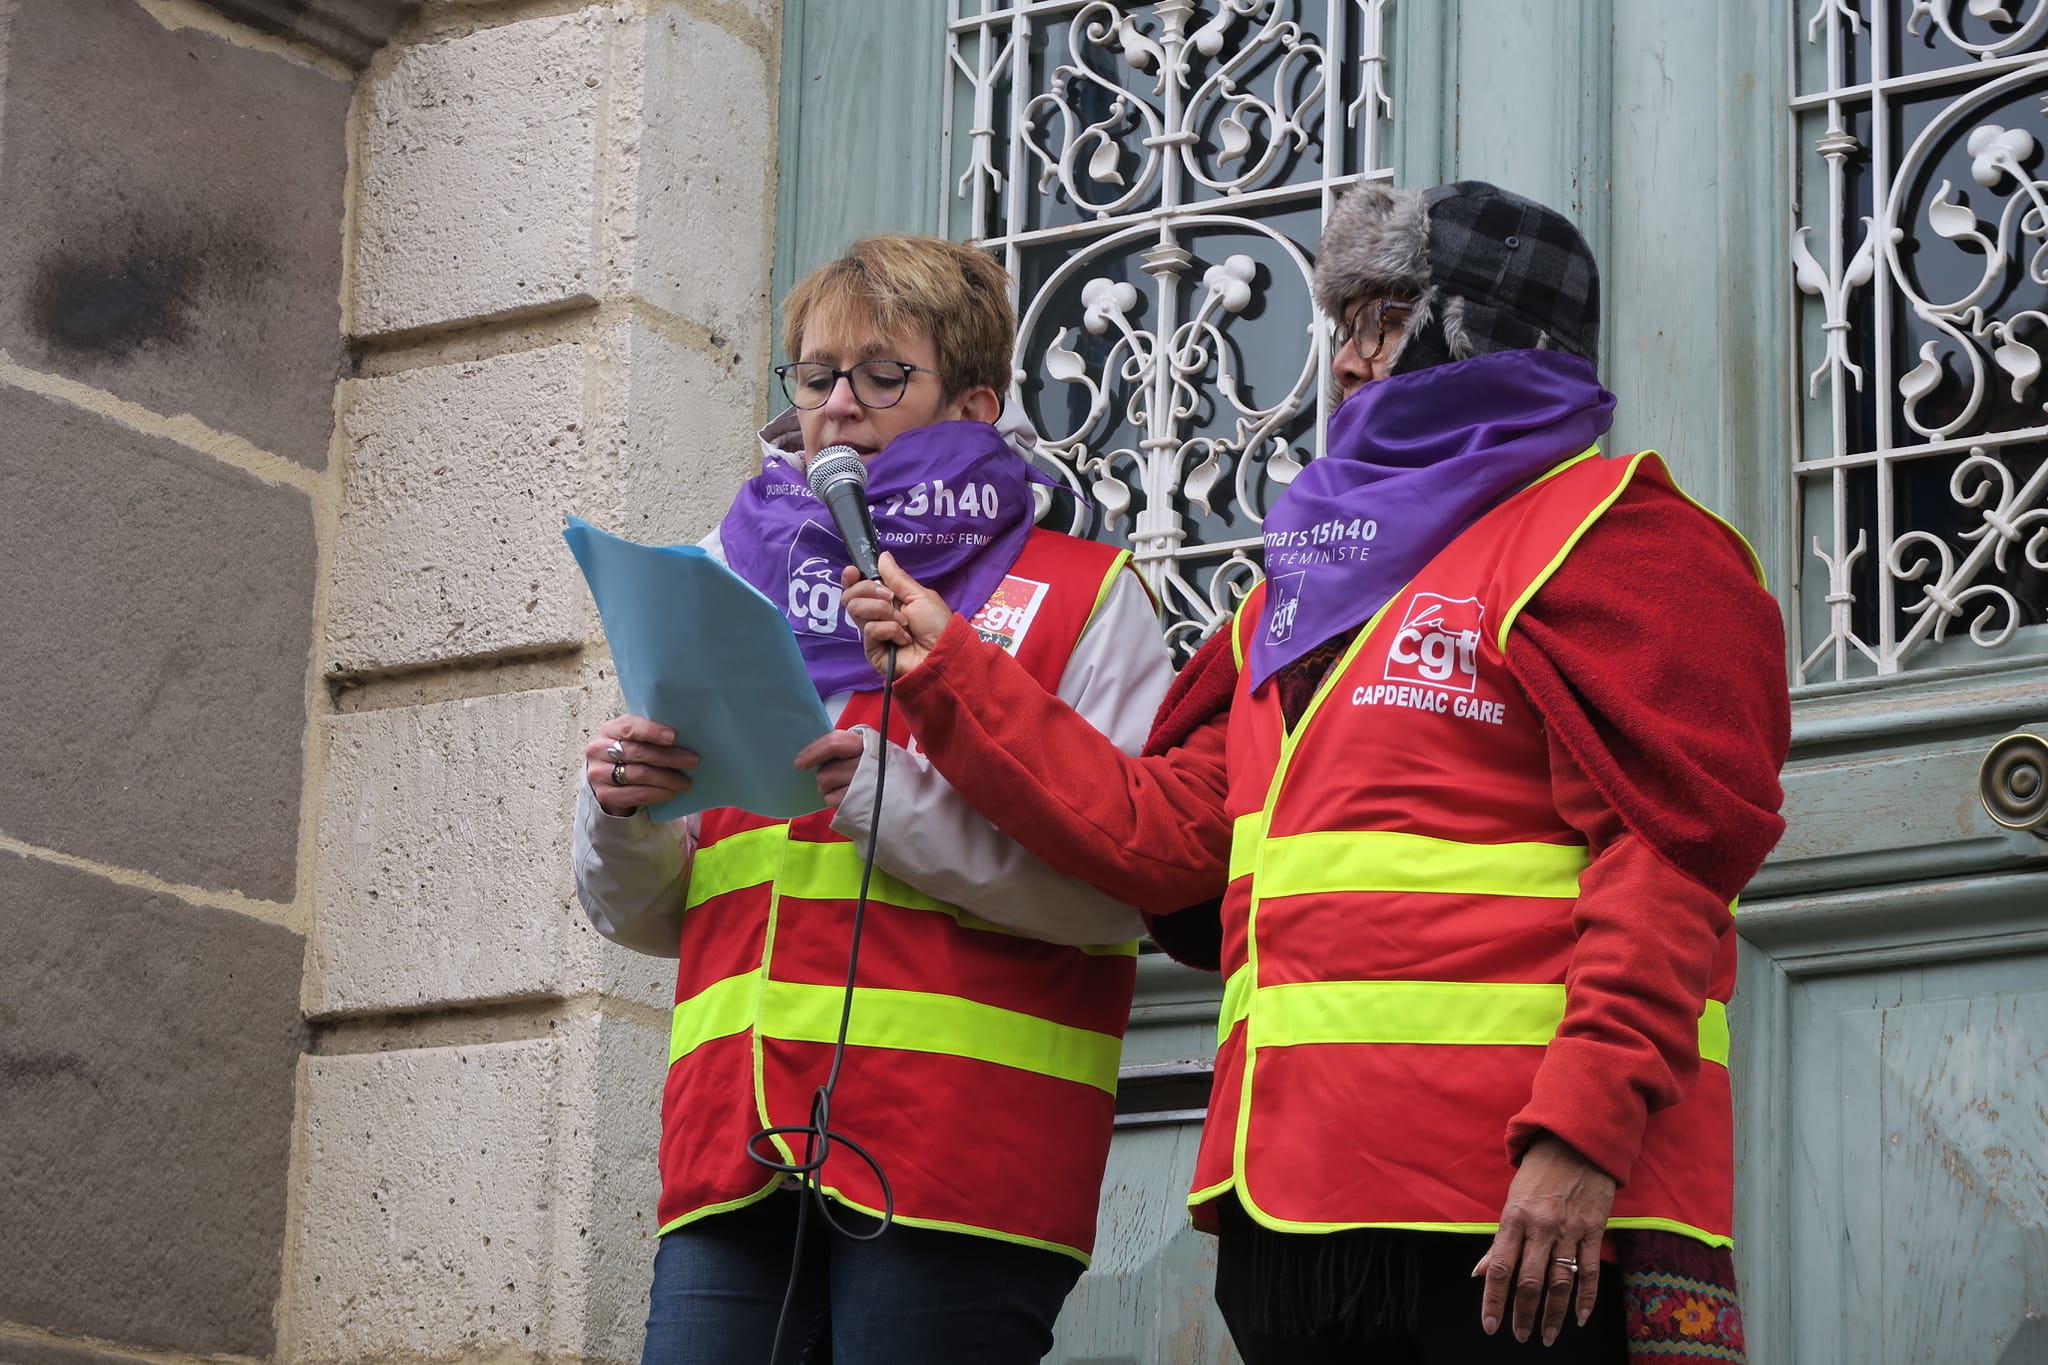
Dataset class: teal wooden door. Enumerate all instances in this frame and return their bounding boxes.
[770,3,2048,1360]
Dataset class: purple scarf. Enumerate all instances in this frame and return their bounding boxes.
[720,420,1037,698]
[1248,349,1616,691]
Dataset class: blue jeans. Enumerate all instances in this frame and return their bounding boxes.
[640,1190,1083,1365]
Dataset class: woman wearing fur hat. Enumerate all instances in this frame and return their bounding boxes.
[840,182,1789,1363]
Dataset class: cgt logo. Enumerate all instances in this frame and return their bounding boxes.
[1263,571,1307,647]
[1384,593,1484,693]
[786,520,853,637]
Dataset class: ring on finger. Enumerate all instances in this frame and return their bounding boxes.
[604,739,626,765]
[1551,1256,1580,1273]
[610,761,628,786]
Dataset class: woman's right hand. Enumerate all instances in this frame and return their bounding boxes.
[584,715,699,816]
[840,552,955,677]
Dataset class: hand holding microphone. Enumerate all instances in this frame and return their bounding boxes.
[802,440,953,671]
[841,555,952,677]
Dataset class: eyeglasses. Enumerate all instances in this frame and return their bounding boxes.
[1332,298,1414,364]
[773,359,942,411]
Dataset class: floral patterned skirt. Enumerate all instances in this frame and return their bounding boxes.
[1619,1230,1746,1361]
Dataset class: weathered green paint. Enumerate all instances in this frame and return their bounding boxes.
[1416,0,1788,560]
[1441,0,1615,272]
[770,0,946,359]
[1739,662,2048,1361]
[1709,0,1796,604]
[1735,868,2048,1364]
[1048,1118,1237,1364]
[1388,0,1455,187]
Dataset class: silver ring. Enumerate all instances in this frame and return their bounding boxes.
[604,739,626,764]
[1552,1256,1580,1272]
[609,761,627,786]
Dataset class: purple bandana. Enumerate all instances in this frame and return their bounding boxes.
[1248,349,1616,691]
[720,420,1037,698]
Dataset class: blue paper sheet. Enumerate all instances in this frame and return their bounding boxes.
[563,516,832,821]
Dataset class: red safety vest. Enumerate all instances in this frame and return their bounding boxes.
[658,529,1141,1262]
[1190,450,1758,1246]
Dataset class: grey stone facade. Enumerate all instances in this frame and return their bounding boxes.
[0,0,779,1359]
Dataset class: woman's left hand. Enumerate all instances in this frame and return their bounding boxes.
[795,729,866,809]
[1473,1133,1616,1345]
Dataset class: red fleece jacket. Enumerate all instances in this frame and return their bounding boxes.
[890,478,1790,1186]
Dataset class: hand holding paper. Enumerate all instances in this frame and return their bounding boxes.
[563,516,834,821]
[581,714,699,816]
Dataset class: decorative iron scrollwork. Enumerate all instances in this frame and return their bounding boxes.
[1792,0,2048,681]
[946,0,1393,660]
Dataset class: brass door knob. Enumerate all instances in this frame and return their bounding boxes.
[1979,731,2048,836]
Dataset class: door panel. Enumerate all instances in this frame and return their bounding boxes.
[766,4,2048,1363]
[1776,951,2048,1364]
[1047,1120,1237,1365]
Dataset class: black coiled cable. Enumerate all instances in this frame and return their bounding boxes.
[746,643,898,1365]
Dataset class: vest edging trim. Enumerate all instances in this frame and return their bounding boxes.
[656,1178,784,1238]
[1657,462,1770,590]
[1228,597,1399,1241]
[756,874,792,1171]
[1185,1190,1736,1250]
[1089,550,1140,622]
[651,1180,1105,1264]
[1495,449,1641,654]
[798,1184,1095,1266]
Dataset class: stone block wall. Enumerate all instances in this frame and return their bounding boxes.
[0,0,781,1360]
[0,1,348,1358]
[290,1,780,1363]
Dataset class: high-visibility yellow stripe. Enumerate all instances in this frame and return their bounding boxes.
[669,970,1123,1092]
[1256,829,1589,900]
[683,824,784,908]
[669,971,764,1064]
[774,839,951,913]
[689,829,1136,955]
[1219,963,1252,1047]
[1697,996,1730,1066]
[1228,812,1265,882]
[1215,971,1728,1066]
[1231,815,1586,898]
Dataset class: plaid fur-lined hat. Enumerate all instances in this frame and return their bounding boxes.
[1311,180,1601,376]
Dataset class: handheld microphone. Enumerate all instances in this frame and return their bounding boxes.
[806,444,883,582]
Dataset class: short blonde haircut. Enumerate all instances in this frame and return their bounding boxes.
[782,235,1015,398]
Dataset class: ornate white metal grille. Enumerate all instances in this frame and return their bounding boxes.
[943,0,1395,660]
[1792,1,2048,682]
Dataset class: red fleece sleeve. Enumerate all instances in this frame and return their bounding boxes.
[890,614,1234,916]
[1505,480,1790,903]
[1503,736,1732,1184]
[1499,480,1789,1182]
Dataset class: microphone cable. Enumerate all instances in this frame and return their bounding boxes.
[745,641,899,1365]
